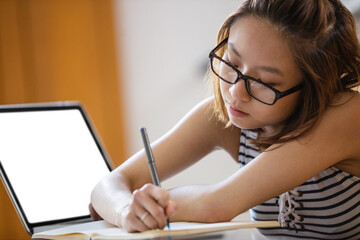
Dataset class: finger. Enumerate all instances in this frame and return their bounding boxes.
[133,188,167,228]
[122,210,148,233]
[141,194,168,228]
[141,184,170,208]
[132,204,158,230]
[138,210,159,230]
[118,196,149,232]
[134,187,168,228]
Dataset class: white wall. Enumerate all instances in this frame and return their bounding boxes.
[113,0,243,188]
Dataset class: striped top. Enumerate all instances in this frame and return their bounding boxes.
[239,129,360,239]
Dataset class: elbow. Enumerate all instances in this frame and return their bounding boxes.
[88,202,103,221]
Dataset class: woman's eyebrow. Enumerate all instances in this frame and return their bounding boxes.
[228,42,242,59]
[228,42,284,76]
[257,66,284,76]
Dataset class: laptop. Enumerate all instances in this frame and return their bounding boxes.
[0,102,113,235]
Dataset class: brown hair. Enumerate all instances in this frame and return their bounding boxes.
[211,0,360,150]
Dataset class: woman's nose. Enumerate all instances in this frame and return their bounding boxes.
[229,79,252,102]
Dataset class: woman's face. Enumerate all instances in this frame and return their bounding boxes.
[220,16,303,135]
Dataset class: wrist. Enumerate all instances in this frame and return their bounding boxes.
[115,203,129,227]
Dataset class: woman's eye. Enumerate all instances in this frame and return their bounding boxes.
[256,78,277,87]
[223,55,231,63]
[264,82,278,87]
[228,60,238,68]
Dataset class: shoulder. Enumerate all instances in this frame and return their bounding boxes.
[331,91,360,112]
[297,91,360,174]
[309,91,360,145]
[268,92,359,165]
[323,91,360,134]
[324,91,360,174]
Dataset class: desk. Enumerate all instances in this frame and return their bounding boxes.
[219,227,272,240]
[165,228,276,240]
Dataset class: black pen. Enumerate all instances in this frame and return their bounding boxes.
[140,127,170,229]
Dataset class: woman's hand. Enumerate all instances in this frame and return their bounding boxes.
[119,184,177,232]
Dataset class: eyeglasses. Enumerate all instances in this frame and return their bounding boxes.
[209,38,303,105]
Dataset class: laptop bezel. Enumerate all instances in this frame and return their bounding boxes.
[0,102,113,235]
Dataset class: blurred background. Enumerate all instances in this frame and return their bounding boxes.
[1,0,359,239]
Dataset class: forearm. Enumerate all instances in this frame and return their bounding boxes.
[91,171,133,226]
[168,184,236,223]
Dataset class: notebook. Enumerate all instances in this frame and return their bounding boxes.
[0,102,113,235]
[31,219,280,240]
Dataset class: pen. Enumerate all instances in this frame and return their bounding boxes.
[140,127,170,229]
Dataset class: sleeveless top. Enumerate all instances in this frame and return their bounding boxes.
[239,129,360,240]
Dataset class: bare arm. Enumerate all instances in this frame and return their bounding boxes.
[167,93,360,223]
[92,93,360,230]
[90,97,240,231]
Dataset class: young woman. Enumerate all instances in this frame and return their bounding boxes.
[91,0,360,238]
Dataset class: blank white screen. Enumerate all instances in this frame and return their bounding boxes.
[0,109,111,223]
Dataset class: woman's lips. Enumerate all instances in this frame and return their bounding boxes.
[228,104,249,117]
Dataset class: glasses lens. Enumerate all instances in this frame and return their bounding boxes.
[246,79,276,104]
[211,57,238,83]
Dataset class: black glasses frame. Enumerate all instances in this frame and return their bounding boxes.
[209,38,303,105]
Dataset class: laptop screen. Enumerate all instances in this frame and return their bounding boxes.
[0,103,112,226]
